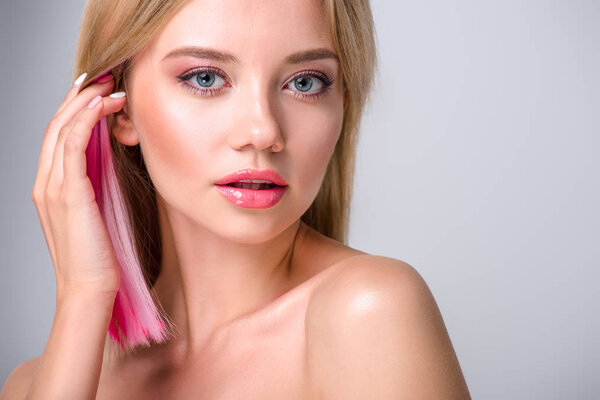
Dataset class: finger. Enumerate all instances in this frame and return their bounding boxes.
[48,95,105,190]
[31,73,117,277]
[29,73,91,267]
[36,79,116,191]
[56,71,114,115]
[55,72,88,115]
[51,77,115,141]
[61,93,128,192]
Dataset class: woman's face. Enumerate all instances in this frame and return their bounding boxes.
[118,0,345,243]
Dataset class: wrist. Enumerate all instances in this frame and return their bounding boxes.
[57,281,119,307]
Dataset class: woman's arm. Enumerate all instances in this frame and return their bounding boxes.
[6,71,127,399]
[0,286,116,400]
[24,286,116,400]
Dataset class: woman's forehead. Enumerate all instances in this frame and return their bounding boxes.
[147,0,332,63]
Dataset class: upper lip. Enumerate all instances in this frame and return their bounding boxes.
[215,168,288,186]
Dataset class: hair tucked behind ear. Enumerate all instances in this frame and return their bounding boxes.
[73,0,378,355]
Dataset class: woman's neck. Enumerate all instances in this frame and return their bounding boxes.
[151,194,306,358]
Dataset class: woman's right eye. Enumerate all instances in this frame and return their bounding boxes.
[177,67,228,97]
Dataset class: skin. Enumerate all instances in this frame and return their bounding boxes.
[0,0,471,398]
[110,0,347,355]
[108,0,346,357]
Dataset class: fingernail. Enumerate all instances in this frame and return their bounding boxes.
[96,74,114,83]
[87,95,103,109]
[73,72,87,87]
[109,91,126,99]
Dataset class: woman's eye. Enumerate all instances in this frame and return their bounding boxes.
[177,67,228,97]
[193,72,225,87]
[189,71,226,88]
[287,75,324,94]
[285,72,334,101]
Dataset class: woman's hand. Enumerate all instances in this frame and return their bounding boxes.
[31,73,127,298]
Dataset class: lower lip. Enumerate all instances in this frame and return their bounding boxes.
[215,184,288,209]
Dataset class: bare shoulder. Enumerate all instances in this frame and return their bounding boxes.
[307,254,428,316]
[0,356,41,400]
[305,255,471,400]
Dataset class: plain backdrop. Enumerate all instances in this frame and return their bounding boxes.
[1,1,598,399]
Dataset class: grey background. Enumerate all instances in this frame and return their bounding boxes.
[1,1,598,398]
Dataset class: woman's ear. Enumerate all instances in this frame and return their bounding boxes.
[112,103,139,146]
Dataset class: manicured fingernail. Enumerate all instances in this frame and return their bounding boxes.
[87,95,103,108]
[96,74,114,83]
[109,91,126,98]
[73,72,87,87]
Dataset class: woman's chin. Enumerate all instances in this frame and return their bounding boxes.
[206,213,300,245]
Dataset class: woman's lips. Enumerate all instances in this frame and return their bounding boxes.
[215,184,287,209]
[215,168,288,186]
[226,181,278,190]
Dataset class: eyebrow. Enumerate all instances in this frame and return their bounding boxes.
[161,46,339,65]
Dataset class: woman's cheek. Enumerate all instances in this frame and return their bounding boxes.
[288,101,343,205]
[134,85,219,203]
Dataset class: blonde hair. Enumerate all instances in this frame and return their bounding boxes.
[74,0,378,353]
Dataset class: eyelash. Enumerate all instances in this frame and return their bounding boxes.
[176,66,335,101]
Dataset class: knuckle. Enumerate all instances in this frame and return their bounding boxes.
[45,185,60,204]
[63,134,81,153]
[58,120,75,137]
[46,117,61,133]
[56,127,69,143]
[31,187,43,204]
[72,116,92,133]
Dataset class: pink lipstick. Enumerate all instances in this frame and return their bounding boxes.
[215,168,288,209]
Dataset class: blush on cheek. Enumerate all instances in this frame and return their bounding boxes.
[133,85,214,206]
[288,104,344,205]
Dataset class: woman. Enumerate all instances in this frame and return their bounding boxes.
[1,0,471,398]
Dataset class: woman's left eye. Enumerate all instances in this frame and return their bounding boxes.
[284,71,334,100]
[177,67,334,101]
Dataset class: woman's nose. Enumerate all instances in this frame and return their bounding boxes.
[228,83,285,153]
